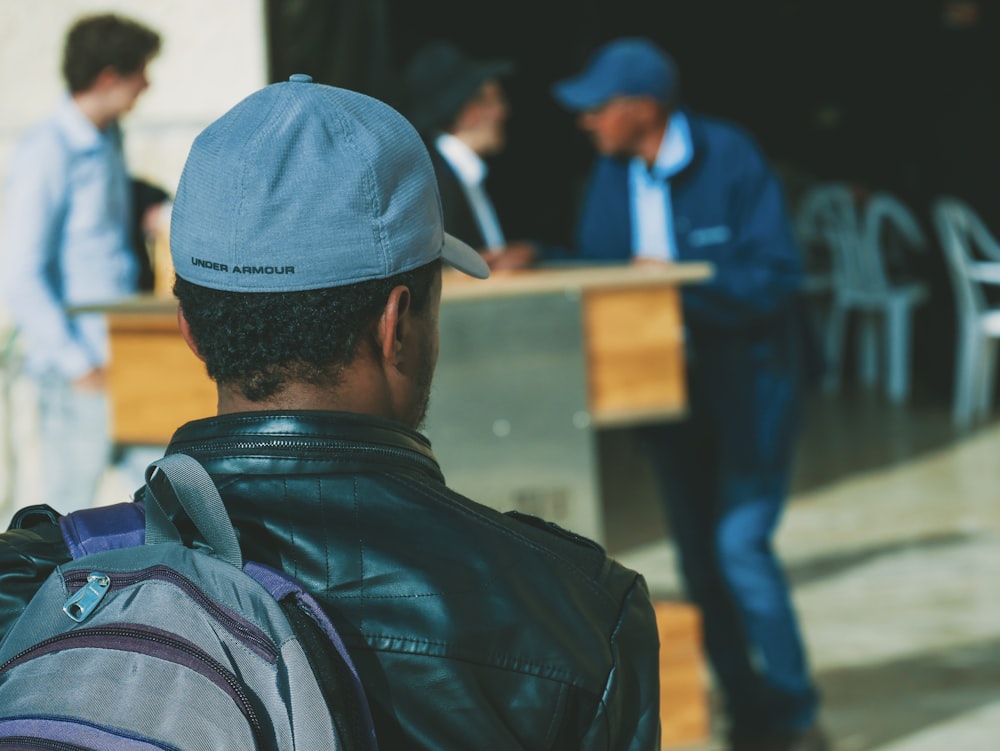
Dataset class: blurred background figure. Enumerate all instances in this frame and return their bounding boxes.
[553,37,826,751]
[1,13,162,513]
[130,177,171,293]
[402,40,538,271]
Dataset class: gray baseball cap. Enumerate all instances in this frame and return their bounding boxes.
[170,73,489,292]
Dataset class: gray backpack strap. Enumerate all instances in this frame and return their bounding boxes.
[143,453,243,568]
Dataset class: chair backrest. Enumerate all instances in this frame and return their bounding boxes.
[796,182,859,294]
[857,192,926,295]
[931,197,1000,319]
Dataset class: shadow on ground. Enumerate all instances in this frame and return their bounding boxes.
[600,385,972,555]
[817,637,1000,750]
[785,531,971,588]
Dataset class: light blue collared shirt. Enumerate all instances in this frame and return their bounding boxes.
[629,111,693,261]
[2,97,138,378]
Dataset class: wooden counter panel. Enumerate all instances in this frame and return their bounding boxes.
[107,320,215,444]
[583,285,687,426]
[104,263,709,443]
[655,601,710,749]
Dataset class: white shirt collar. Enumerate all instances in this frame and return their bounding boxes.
[643,110,693,182]
[434,132,487,187]
[56,95,105,152]
[627,112,693,261]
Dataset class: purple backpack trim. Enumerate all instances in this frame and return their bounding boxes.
[0,717,176,750]
[58,502,377,746]
[59,502,146,559]
[245,561,375,731]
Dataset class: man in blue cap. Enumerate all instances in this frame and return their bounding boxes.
[0,75,660,749]
[553,37,827,751]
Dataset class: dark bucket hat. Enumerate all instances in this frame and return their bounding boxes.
[403,41,513,134]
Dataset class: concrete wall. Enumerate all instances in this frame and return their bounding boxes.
[0,0,269,517]
[0,0,268,201]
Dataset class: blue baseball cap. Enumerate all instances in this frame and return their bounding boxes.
[170,74,489,292]
[552,38,680,112]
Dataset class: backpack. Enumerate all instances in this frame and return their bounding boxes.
[0,452,379,750]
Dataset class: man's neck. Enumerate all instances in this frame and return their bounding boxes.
[72,90,115,131]
[215,369,399,423]
[637,111,672,169]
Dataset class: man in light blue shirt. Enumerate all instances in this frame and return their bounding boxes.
[2,13,161,512]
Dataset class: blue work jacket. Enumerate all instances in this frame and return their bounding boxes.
[572,111,810,468]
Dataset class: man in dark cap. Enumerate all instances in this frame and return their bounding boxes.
[553,37,827,751]
[403,40,536,270]
[0,74,660,750]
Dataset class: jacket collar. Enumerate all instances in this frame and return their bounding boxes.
[642,110,693,181]
[165,410,444,481]
[664,108,704,181]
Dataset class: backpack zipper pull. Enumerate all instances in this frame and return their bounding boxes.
[63,572,111,622]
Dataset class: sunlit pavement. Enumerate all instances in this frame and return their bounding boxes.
[4,375,1000,750]
[615,388,1000,750]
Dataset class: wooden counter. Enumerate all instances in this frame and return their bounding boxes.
[98,262,711,445]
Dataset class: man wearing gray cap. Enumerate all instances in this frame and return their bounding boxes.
[553,38,827,751]
[0,75,660,749]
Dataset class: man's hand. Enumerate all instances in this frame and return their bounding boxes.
[630,256,673,268]
[481,241,537,271]
[73,367,106,391]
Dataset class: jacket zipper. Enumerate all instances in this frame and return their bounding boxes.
[177,437,441,476]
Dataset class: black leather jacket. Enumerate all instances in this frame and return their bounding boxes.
[0,411,660,750]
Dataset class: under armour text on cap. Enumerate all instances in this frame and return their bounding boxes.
[170,73,489,292]
[552,37,680,112]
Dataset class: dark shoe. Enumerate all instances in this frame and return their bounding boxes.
[730,724,830,751]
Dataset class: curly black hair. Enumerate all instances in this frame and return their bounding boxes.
[174,261,439,402]
[62,13,161,93]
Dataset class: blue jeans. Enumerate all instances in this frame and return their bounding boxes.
[36,371,111,513]
[640,368,818,740]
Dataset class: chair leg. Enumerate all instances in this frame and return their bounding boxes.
[857,312,879,389]
[823,303,847,393]
[953,326,981,429]
[975,337,999,421]
[884,301,913,404]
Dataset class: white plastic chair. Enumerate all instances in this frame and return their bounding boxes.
[795,182,856,300]
[839,192,929,403]
[797,185,929,402]
[795,182,858,387]
[931,197,1000,429]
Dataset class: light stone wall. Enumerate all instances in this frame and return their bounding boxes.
[0,0,268,197]
[0,0,268,518]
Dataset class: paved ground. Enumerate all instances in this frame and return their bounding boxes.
[615,389,1000,750]
[3,372,1000,750]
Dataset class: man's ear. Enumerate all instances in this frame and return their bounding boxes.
[375,285,412,365]
[92,65,121,92]
[177,306,205,362]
